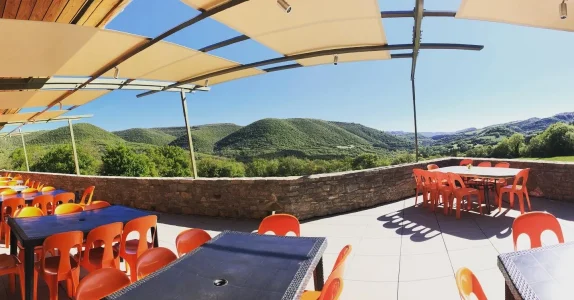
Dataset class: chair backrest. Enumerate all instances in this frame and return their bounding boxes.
[7,180,17,186]
[12,175,22,180]
[24,178,29,186]
[421,170,438,189]
[41,186,55,192]
[456,267,487,300]
[319,262,346,300]
[80,186,96,205]
[54,192,76,205]
[37,184,44,190]
[511,168,530,190]
[15,207,44,218]
[121,215,158,257]
[42,231,83,275]
[258,214,300,236]
[426,164,439,170]
[175,228,212,257]
[413,168,425,186]
[512,211,564,250]
[76,268,131,300]
[0,189,17,196]
[495,162,510,168]
[459,159,473,166]
[434,172,451,187]
[32,195,54,216]
[1,197,25,221]
[84,222,123,269]
[21,188,37,194]
[54,203,84,215]
[0,181,7,186]
[448,172,467,189]
[136,247,177,280]
[84,200,111,211]
[477,161,492,167]
[333,245,352,272]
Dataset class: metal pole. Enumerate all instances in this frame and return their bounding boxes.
[19,128,29,172]
[411,79,419,162]
[181,90,198,178]
[68,119,80,175]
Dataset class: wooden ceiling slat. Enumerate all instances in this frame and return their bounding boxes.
[43,0,68,22]
[75,0,102,25]
[2,0,21,18]
[0,0,7,16]
[29,0,52,20]
[83,0,117,27]
[15,0,35,19]
[57,0,85,23]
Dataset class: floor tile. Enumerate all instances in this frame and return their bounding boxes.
[399,252,454,281]
[355,237,402,256]
[442,227,490,251]
[300,224,367,238]
[473,268,506,300]
[401,233,447,255]
[345,255,400,282]
[398,276,460,300]
[362,223,404,238]
[448,245,500,272]
[341,280,397,300]
[323,236,361,255]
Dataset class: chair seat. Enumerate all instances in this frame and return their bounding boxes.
[114,240,153,255]
[0,254,19,270]
[501,185,523,190]
[300,290,321,300]
[454,187,479,195]
[35,255,78,276]
[79,247,119,266]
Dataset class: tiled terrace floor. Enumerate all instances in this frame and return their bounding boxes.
[2,196,574,299]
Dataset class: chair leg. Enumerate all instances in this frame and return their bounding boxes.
[476,193,483,215]
[19,265,25,300]
[523,187,532,211]
[4,224,10,248]
[456,197,461,219]
[9,274,15,294]
[47,276,58,300]
[517,193,525,214]
[126,259,138,283]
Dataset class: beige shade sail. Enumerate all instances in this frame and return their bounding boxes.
[0,110,68,123]
[457,0,574,31]
[181,0,390,66]
[0,19,263,84]
[0,90,111,109]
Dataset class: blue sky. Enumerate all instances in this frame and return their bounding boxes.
[6,0,574,134]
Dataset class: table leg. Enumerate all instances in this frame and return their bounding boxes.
[24,245,34,300]
[10,228,17,256]
[152,226,159,248]
[483,182,491,214]
[505,282,515,300]
[313,257,325,291]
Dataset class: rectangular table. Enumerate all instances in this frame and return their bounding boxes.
[431,166,522,213]
[0,189,68,204]
[8,205,160,300]
[105,231,328,300]
[498,242,574,300]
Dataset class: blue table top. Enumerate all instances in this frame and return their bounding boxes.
[106,231,327,300]
[0,189,68,202]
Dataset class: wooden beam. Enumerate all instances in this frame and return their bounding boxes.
[0,0,7,16]
[29,0,52,20]
[94,0,126,27]
[84,0,118,27]
[3,0,21,18]
[43,0,68,22]
[74,0,102,25]
[57,0,87,23]
[15,0,36,19]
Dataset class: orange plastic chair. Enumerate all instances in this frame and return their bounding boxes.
[413,169,425,206]
[54,203,84,215]
[459,159,473,166]
[79,186,96,206]
[37,184,44,190]
[456,267,487,300]
[0,254,24,298]
[448,173,484,219]
[12,175,22,180]
[76,268,131,300]
[435,172,454,215]
[135,247,177,280]
[301,260,345,300]
[0,181,8,186]
[84,200,111,211]
[0,189,17,197]
[427,164,439,170]
[81,222,123,273]
[54,192,76,206]
[512,211,564,250]
[258,214,300,236]
[119,215,158,282]
[24,179,29,186]
[421,170,440,210]
[2,197,25,248]
[28,181,35,189]
[333,245,352,272]
[498,168,531,214]
[477,161,492,167]
[41,186,55,192]
[34,231,83,300]
[495,162,510,168]
[14,207,44,218]
[21,187,37,194]
[32,195,54,216]
[175,228,212,257]
[7,180,18,186]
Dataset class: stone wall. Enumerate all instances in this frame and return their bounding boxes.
[6,157,573,220]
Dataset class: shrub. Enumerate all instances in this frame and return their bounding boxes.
[148,146,192,177]
[198,157,245,177]
[32,145,98,175]
[101,145,157,177]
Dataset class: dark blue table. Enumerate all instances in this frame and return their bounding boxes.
[105,231,327,300]
[8,205,160,300]
[0,189,68,203]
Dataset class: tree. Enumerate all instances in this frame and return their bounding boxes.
[507,133,525,158]
[101,145,157,177]
[32,145,98,175]
[148,146,192,177]
[525,123,574,157]
[197,157,245,177]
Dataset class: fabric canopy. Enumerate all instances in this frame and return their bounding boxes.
[0,90,110,109]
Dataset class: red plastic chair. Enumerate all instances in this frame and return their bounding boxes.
[81,222,123,273]
[136,247,177,280]
[79,186,96,206]
[34,231,84,300]
[0,254,24,299]
[459,159,473,166]
[427,164,439,170]
[258,214,300,236]
[456,267,487,300]
[498,168,531,214]
[413,169,425,206]
[2,197,25,248]
[448,173,484,219]
[175,228,212,257]
[76,268,131,300]
[84,200,111,211]
[512,212,564,250]
[32,194,54,216]
[118,215,158,282]
[54,203,84,215]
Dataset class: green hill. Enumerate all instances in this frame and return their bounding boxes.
[114,128,176,146]
[169,123,241,153]
[28,123,125,148]
[331,121,412,150]
[150,127,187,138]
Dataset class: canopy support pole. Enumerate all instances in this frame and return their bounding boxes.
[411,79,419,162]
[181,90,198,178]
[68,119,80,175]
[18,128,29,172]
